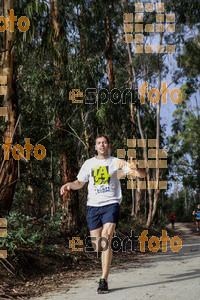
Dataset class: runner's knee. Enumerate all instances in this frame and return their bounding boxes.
[102,225,116,240]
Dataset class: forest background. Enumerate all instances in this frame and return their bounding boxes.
[0,0,200,294]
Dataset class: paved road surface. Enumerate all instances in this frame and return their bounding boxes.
[32,223,200,300]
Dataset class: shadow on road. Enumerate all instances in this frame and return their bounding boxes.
[108,269,200,293]
[107,223,200,294]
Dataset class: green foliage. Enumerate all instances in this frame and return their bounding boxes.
[1,0,200,238]
[0,211,62,255]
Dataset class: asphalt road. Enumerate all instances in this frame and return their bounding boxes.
[32,223,200,300]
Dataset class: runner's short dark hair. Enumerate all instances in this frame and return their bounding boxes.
[95,135,110,144]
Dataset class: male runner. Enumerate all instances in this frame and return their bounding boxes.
[192,204,200,232]
[60,135,146,294]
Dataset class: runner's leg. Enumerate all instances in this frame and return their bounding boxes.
[100,222,116,280]
[196,221,200,231]
[90,226,103,252]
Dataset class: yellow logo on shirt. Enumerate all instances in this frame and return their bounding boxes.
[92,166,111,185]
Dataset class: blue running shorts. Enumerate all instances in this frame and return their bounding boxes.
[86,203,120,231]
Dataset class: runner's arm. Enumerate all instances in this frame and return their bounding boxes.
[128,167,146,178]
[127,158,146,178]
[117,158,146,179]
[60,180,86,195]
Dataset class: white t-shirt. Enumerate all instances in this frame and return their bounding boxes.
[77,156,122,207]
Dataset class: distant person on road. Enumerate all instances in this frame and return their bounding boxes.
[170,212,175,229]
[60,135,146,294]
[192,204,200,232]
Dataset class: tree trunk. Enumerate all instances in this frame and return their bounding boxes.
[60,155,79,233]
[150,32,163,223]
[81,109,90,158]
[0,0,18,212]
[127,42,155,226]
[50,0,79,231]
[146,186,153,226]
[50,150,55,216]
[50,0,59,217]
[126,0,137,219]
[135,180,141,217]
[126,42,138,219]
[151,68,161,222]
[105,5,115,90]
[77,5,92,159]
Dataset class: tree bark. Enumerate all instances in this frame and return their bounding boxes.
[0,0,18,212]
[50,0,79,230]
[127,43,149,221]
[81,109,90,158]
[60,155,79,233]
[150,33,163,224]
[105,5,115,90]
[77,7,91,159]
[151,68,161,222]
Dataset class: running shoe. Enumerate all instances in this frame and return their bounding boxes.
[97,278,108,294]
